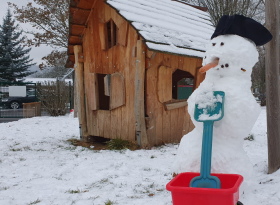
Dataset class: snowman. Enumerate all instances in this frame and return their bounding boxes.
[173,15,272,193]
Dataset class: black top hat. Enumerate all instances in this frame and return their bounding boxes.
[211,15,272,46]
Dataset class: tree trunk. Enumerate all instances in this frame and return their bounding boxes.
[265,0,280,174]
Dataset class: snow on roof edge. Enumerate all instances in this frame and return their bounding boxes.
[105,0,209,58]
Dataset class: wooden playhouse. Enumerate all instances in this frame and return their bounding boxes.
[66,0,214,147]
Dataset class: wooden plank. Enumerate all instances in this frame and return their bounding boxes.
[145,64,157,145]
[178,56,185,70]
[87,73,99,110]
[99,23,106,50]
[162,108,171,144]
[116,107,122,139]
[164,101,188,110]
[110,72,125,110]
[103,110,111,139]
[120,98,129,140]
[97,110,105,137]
[170,109,179,143]
[181,104,194,137]
[110,108,118,139]
[174,106,185,143]
[92,111,99,136]
[170,54,179,71]
[74,45,88,137]
[104,3,111,22]
[188,57,197,76]
[157,65,172,103]
[118,21,128,47]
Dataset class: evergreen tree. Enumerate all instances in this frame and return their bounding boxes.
[0,9,35,82]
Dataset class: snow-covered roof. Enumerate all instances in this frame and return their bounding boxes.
[106,0,214,58]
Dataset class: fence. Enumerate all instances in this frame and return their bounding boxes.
[0,80,74,119]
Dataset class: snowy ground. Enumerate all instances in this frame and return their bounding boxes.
[0,107,279,205]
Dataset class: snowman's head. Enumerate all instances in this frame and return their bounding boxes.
[202,34,259,78]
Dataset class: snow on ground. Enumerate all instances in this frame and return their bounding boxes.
[0,107,279,205]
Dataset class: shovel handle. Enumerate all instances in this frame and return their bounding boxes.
[200,121,214,178]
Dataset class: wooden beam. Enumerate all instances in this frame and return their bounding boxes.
[70,7,91,12]
[74,45,88,138]
[265,0,280,174]
[164,101,188,111]
[71,24,87,29]
[134,40,149,147]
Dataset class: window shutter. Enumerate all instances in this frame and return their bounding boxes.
[110,72,125,110]
[118,21,128,46]
[157,66,172,103]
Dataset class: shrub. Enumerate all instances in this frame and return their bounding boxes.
[37,80,73,116]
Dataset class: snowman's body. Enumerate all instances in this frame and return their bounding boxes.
[173,35,260,180]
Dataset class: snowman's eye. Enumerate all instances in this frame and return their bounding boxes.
[221,65,224,68]
[212,43,216,46]
[221,42,224,46]
[225,64,229,67]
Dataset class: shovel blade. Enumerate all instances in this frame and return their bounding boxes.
[190,175,221,189]
[194,91,225,122]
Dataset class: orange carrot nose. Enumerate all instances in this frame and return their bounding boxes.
[199,58,219,73]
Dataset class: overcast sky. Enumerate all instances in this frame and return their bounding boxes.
[0,0,53,65]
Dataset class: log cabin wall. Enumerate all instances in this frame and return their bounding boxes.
[82,1,140,142]
[145,51,204,146]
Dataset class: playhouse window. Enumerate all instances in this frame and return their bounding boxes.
[97,74,110,110]
[105,19,118,49]
[89,73,125,111]
[172,69,194,100]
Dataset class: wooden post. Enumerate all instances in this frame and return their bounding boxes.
[134,40,149,147]
[265,0,280,174]
[74,45,88,138]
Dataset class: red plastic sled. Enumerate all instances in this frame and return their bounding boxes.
[166,172,243,205]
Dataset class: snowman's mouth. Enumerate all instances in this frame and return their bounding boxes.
[200,57,219,73]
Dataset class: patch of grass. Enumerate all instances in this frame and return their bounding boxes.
[10,148,22,152]
[28,199,41,205]
[66,188,89,194]
[244,134,254,141]
[106,139,134,150]
[104,200,114,205]
[0,186,9,191]
[9,146,31,152]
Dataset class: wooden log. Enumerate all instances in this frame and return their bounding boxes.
[134,40,149,147]
[74,45,88,137]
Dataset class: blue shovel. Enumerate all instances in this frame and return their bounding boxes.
[190,91,225,189]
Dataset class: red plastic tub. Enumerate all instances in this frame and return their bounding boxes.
[166,172,243,205]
